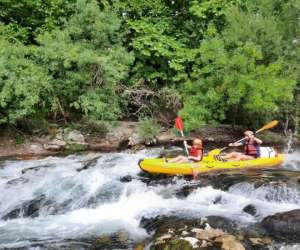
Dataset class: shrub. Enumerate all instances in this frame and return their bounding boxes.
[138,117,161,141]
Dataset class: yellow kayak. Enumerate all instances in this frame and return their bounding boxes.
[138,150,285,176]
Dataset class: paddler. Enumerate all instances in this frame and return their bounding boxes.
[168,138,203,163]
[221,130,262,161]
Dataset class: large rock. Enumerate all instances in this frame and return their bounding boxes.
[215,235,245,250]
[193,227,225,240]
[67,130,85,143]
[261,209,300,241]
[43,139,66,151]
[2,195,46,220]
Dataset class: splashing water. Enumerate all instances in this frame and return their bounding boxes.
[0,148,299,248]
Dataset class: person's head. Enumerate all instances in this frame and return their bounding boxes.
[244,130,254,138]
[193,138,203,148]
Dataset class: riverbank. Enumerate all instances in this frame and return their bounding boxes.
[0,121,289,160]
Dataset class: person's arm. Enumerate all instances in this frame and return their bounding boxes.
[253,137,263,144]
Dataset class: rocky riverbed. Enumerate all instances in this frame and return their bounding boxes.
[0,148,300,249]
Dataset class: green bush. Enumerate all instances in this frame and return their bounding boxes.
[138,117,161,141]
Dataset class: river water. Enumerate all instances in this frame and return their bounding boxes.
[0,149,300,249]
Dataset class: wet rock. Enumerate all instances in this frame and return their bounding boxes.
[249,237,272,246]
[215,234,245,250]
[2,195,46,220]
[120,175,132,183]
[243,204,257,216]
[213,195,223,204]
[175,184,201,198]
[140,216,161,233]
[242,223,268,239]
[193,227,225,240]
[151,238,194,250]
[90,231,131,250]
[206,216,238,235]
[77,154,102,171]
[22,164,56,174]
[6,177,29,185]
[261,209,300,242]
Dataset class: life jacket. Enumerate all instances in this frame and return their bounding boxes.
[244,139,260,157]
[189,146,203,161]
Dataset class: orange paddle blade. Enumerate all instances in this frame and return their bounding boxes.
[175,117,184,131]
[256,120,279,133]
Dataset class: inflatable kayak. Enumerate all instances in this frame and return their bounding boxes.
[138,150,285,176]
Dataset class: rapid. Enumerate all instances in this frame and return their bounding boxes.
[0,148,300,249]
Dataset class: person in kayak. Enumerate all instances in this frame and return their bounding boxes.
[221,130,262,161]
[168,138,203,163]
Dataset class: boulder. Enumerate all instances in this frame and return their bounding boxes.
[243,204,257,216]
[2,195,46,220]
[261,209,300,241]
[215,235,245,250]
[43,139,66,151]
[67,130,85,143]
[193,228,225,240]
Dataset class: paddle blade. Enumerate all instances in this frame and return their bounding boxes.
[175,117,184,131]
[256,120,279,133]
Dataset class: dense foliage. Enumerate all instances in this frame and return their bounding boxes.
[0,0,299,131]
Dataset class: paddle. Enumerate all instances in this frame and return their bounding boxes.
[175,117,189,156]
[208,120,279,159]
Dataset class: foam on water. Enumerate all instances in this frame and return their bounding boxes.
[0,148,299,248]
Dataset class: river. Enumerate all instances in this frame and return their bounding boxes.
[0,148,300,249]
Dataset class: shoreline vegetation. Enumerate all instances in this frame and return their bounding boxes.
[0,0,300,146]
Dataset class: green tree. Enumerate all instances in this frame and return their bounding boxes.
[180,2,297,129]
[0,39,51,124]
[35,0,133,121]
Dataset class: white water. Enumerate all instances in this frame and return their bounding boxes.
[0,149,300,249]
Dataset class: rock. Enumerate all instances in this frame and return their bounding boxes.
[193,228,225,240]
[50,139,66,146]
[43,139,66,151]
[215,235,245,250]
[77,154,102,171]
[67,130,85,143]
[206,216,238,235]
[128,132,144,146]
[243,204,257,216]
[180,237,199,248]
[249,237,272,246]
[6,177,29,185]
[120,175,133,183]
[22,164,55,174]
[155,234,173,244]
[90,235,112,250]
[261,209,300,241]
[152,238,193,250]
[90,231,131,250]
[115,230,129,243]
[2,195,46,220]
[134,244,144,250]
[87,141,120,152]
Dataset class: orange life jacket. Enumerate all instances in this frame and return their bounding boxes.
[189,146,203,160]
[244,139,260,157]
